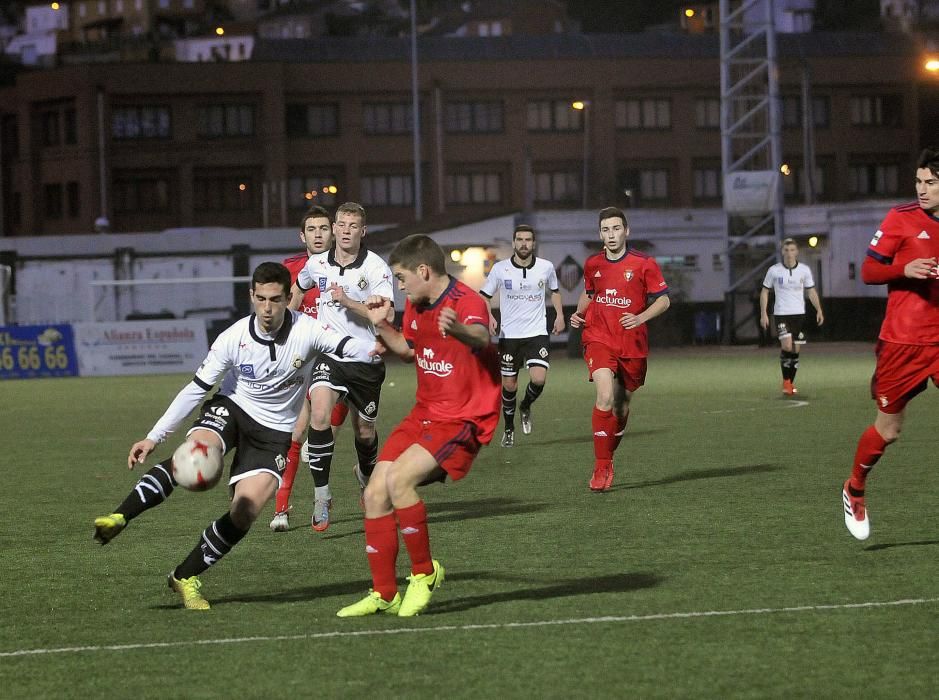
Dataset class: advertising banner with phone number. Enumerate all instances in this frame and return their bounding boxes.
[0,324,78,379]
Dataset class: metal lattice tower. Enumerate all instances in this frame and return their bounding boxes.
[719,0,785,342]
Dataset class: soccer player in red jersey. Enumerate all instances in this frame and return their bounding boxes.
[570,207,670,492]
[336,234,501,618]
[842,149,939,541]
[270,206,350,532]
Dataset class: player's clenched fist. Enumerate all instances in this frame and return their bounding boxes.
[364,295,392,324]
[438,306,458,336]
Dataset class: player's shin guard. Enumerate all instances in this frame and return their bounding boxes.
[115,462,177,521]
[591,407,617,460]
[306,426,335,488]
[396,501,433,576]
[789,352,800,382]
[174,512,248,579]
[612,409,630,452]
[501,388,517,430]
[354,434,379,479]
[519,381,545,410]
[364,514,400,600]
[779,351,791,380]
[274,440,302,513]
[850,425,888,492]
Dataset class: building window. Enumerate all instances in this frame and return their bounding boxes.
[693,167,722,200]
[194,174,255,211]
[782,162,828,200]
[615,99,671,130]
[363,103,414,135]
[445,173,502,204]
[1,114,17,158]
[695,98,720,129]
[112,106,171,140]
[850,95,902,127]
[445,101,503,133]
[66,181,80,218]
[782,96,831,129]
[63,107,77,144]
[288,175,339,208]
[40,111,60,147]
[44,183,63,219]
[113,174,173,213]
[361,175,413,206]
[286,103,339,137]
[534,170,580,203]
[526,100,582,132]
[197,105,255,138]
[849,162,900,196]
[620,168,670,204]
[656,254,699,271]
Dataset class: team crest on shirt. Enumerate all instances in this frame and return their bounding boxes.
[538,279,545,288]
[357,276,368,290]
[504,280,513,290]
[624,270,634,282]
[292,356,302,369]
[239,364,256,379]
[870,230,883,246]
[318,277,328,292]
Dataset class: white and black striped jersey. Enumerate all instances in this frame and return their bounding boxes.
[480,256,559,339]
[296,246,394,363]
[762,262,815,316]
[145,311,368,444]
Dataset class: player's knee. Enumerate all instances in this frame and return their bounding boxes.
[363,478,391,512]
[502,376,518,392]
[189,429,222,450]
[229,494,262,529]
[354,420,377,442]
[880,424,901,443]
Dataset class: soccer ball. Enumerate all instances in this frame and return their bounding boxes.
[171,439,223,491]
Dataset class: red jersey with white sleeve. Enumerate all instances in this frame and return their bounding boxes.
[401,278,501,444]
[283,253,320,318]
[865,202,939,345]
[582,248,669,358]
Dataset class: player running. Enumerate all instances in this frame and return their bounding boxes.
[570,207,670,492]
[480,224,565,447]
[841,149,939,541]
[336,234,500,618]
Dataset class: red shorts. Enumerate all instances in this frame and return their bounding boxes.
[870,340,939,414]
[378,412,482,482]
[583,342,647,392]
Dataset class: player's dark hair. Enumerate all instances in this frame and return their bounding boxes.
[299,205,330,231]
[252,262,291,296]
[336,201,367,225]
[598,206,627,229]
[916,148,939,179]
[514,224,536,240]
[389,234,447,275]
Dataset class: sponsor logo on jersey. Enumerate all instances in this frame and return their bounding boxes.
[210,406,229,418]
[292,356,303,369]
[239,364,256,379]
[274,454,286,471]
[539,347,548,358]
[504,280,513,290]
[538,279,545,288]
[400,526,420,535]
[464,314,486,323]
[364,401,377,415]
[878,395,889,408]
[318,277,328,291]
[502,353,513,362]
[594,292,633,308]
[625,270,634,282]
[776,276,784,286]
[357,276,368,290]
[410,320,418,330]
[594,271,601,277]
[918,230,931,239]
[870,230,883,246]
[416,350,454,377]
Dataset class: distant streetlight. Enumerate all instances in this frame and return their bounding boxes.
[215,27,225,36]
[684,8,695,18]
[808,235,819,248]
[926,59,939,72]
[572,100,590,209]
[51,2,60,10]
[780,163,791,176]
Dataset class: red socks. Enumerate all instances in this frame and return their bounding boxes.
[850,425,888,492]
[592,407,619,461]
[364,514,399,600]
[396,501,434,576]
[274,440,302,513]
[331,402,349,427]
[612,409,629,451]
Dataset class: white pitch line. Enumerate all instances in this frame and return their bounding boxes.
[2,596,936,659]
[703,399,808,415]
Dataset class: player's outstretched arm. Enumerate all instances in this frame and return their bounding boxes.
[127,438,157,469]
[438,307,490,349]
[365,296,413,361]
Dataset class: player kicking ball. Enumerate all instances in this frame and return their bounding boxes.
[336,234,500,618]
[93,263,373,610]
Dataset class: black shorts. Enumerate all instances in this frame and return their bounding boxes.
[308,355,386,422]
[189,395,291,486]
[499,335,551,376]
[775,314,807,344]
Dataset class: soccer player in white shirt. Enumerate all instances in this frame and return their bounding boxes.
[290,202,394,531]
[480,224,565,446]
[759,238,825,395]
[92,262,372,610]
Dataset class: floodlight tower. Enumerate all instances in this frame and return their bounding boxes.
[719,0,785,342]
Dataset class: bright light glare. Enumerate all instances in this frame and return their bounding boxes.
[684,8,695,18]
[450,250,463,262]
[926,59,939,72]
[238,183,247,191]
[780,163,792,176]
[808,236,819,248]
[571,101,586,111]
[215,27,225,36]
